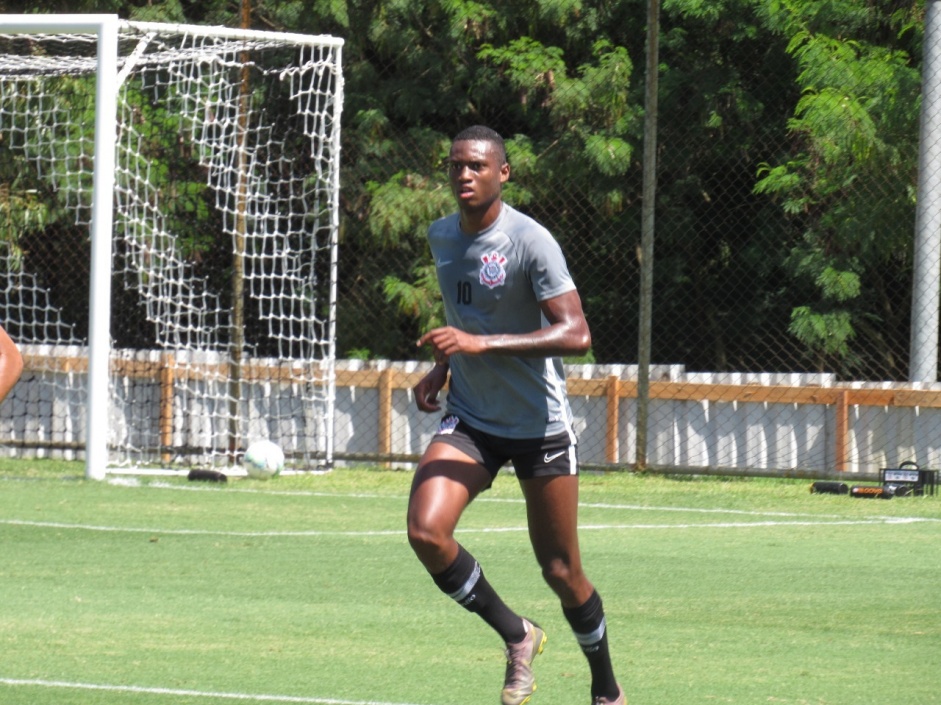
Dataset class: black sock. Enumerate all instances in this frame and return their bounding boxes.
[431,544,526,643]
[563,590,619,700]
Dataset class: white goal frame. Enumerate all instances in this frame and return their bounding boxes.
[0,15,344,479]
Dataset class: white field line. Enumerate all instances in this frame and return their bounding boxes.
[115,478,941,521]
[0,677,429,705]
[0,514,934,537]
[0,518,401,536]
[0,478,936,536]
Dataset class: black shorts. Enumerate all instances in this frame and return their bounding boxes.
[430,414,578,483]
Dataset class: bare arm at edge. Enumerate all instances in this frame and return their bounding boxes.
[0,324,24,403]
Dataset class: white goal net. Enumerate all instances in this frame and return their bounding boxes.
[0,16,343,476]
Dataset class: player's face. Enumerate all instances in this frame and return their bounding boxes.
[447,140,509,217]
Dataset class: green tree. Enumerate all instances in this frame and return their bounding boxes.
[754,0,922,376]
[3,0,928,379]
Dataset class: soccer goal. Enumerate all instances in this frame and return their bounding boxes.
[0,15,344,478]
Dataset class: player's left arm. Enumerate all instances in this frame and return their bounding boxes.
[417,289,591,359]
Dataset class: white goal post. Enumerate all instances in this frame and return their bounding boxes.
[0,15,344,478]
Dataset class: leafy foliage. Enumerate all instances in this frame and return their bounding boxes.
[0,0,928,379]
[754,0,920,375]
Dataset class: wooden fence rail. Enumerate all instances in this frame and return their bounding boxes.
[18,352,941,473]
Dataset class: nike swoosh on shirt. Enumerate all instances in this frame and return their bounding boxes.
[544,450,566,463]
[436,259,453,267]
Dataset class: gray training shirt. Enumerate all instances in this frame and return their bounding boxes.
[428,203,578,439]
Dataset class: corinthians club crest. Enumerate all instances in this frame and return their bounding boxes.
[479,251,507,289]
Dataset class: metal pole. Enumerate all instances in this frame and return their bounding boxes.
[228,0,251,459]
[323,44,344,470]
[911,0,941,382]
[1,16,123,478]
[86,16,120,479]
[636,0,660,468]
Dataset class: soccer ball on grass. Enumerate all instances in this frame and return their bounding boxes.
[242,440,285,479]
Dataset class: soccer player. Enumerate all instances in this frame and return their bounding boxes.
[407,125,625,705]
[0,324,23,404]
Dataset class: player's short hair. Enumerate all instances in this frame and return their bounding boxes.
[453,125,507,165]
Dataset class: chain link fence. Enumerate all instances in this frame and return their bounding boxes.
[1,2,938,478]
[332,2,936,477]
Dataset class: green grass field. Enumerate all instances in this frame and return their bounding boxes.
[1,460,939,705]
